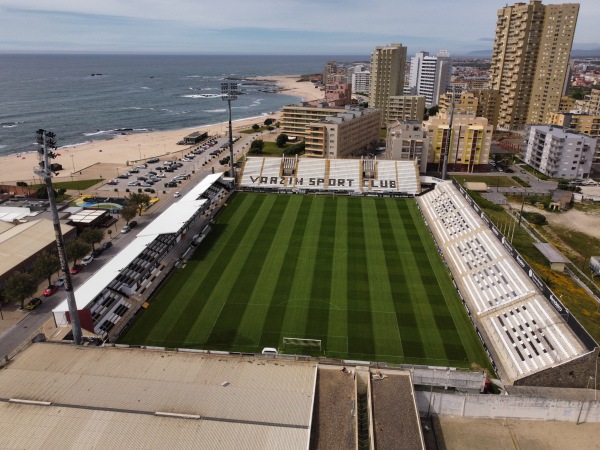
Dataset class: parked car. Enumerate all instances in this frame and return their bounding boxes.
[107,179,119,185]
[100,241,113,251]
[43,284,59,297]
[147,157,160,163]
[127,181,141,186]
[25,297,42,311]
[129,220,138,228]
[70,264,83,275]
[91,247,104,258]
[117,174,130,179]
[81,255,94,266]
[54,277,65,287]
[121,225,131,234]
[144,188,156,193]
[174,192,181,198]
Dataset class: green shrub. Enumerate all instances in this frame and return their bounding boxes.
[522,211,547,226]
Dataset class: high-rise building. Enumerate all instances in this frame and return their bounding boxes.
[490,0,579,129]
[370,43,407,126]
[352,70,371,94]
[408,50,452,107]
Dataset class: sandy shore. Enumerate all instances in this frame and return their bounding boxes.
[0,75,322,185]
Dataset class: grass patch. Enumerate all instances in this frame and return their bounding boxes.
[241,126,267,134]
[516,162,550,180]
[454,175,518,188]
[119,193,492,371]
[512,176,531,188]
[33,179,103,191]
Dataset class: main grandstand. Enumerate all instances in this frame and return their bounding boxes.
[239,156,421,194]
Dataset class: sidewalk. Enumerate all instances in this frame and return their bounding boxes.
[0,302,29,337]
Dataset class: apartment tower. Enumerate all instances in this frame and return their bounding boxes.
[490,0,579,129]
[370,43,407,126]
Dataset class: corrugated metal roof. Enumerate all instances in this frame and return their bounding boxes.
[0,343,315,449]
[0,219,74,277]
[533,242,570,263]
[137,200,206,237]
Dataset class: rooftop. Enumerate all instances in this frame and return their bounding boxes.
[0,343,317,449]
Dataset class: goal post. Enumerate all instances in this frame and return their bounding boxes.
[281,337,322,353]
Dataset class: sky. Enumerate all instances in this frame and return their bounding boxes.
[0,0,599,56]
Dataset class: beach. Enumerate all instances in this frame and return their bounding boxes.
[0,75,321,185]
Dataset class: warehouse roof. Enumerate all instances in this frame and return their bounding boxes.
[0,343,316,449]
[0,219,74,278]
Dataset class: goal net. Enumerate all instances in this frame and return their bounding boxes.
[282,337,322,353]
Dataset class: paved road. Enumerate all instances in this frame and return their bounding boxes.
[0,133,253,359]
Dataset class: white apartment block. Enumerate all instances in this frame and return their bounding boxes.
[408,50,452,107]
[352,70,371,94]
[523,126,595,179]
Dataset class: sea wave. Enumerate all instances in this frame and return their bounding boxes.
[1,121,22,128]
[203,109,227,113]
[182,94,223,99]
[141,87,151,90]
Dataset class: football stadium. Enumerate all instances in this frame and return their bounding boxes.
[54,156,597,388]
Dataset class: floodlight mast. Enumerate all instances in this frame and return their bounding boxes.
[35,130,82,345]
[221,82,239,179]
[441,87,456,180]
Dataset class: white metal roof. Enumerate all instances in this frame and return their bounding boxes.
[52,234,155,313]
[181,172,224,202]
[0,206,31,222]
[137,200,207,237]
[68,209,106,224]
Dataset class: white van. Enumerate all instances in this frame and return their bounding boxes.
[261,347,278,355]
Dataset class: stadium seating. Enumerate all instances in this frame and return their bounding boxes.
[417,182,588,383]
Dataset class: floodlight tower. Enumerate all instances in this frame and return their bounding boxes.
[35,129,83,345]
[221,81,240,178]
[441,87,456,180]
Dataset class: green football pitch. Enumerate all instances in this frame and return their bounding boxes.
[120,192,491,369]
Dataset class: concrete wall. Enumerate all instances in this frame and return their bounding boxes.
[417,391,600,423]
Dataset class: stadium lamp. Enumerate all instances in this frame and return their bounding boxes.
[34,129,83,345]
[221,81,240,178]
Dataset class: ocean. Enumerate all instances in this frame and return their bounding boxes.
[0,54,366,155]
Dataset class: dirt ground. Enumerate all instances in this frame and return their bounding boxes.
[431,416,600,450]
[509,201,600,240]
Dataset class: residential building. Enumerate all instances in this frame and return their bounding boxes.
[352,69,371,94]
[370,43,407,126]
[387,95,425,123]
[490,0,579,129]
[408,50,452,107]
[280,103,349,139]
[559,96,577,112]
[549,112,600,168]
[576,88,600,115]
[387,120,429,172]
[523,126,595,179]
[325,83,352,107]
[423,113,493,173]
[304,108,381,158]
[438,92,479,117]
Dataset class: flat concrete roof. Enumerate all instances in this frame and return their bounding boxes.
[0,343,317,449]
[533,242,570,264]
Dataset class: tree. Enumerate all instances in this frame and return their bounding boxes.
[33,251,60,286]
[427,105,439,117]
[266,125,274,132]
[80,228,105,250]
[66,239,91,266]
[252,124,260,132]
[127,192,152,216]
[4,271,37,309]
[276,133,289,148]
[120,205,137,224]
[283,141,305,156]
[249,139,265,155]
[264,118,274,126]
[36,186,57,199]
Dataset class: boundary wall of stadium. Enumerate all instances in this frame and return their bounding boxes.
[416,391,600,423]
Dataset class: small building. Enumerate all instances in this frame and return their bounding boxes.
[182,131,208,145]
[549,190,574,211]
[533,242,570,272]
[590,256,600,276]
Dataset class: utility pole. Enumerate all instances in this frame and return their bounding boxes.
[221,82,240,179]
[35,130,83,345]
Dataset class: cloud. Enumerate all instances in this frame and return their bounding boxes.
[0,0,599,54]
